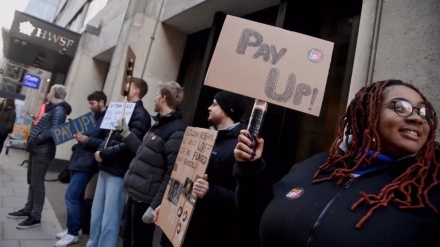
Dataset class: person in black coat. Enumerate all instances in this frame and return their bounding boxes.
[157,90,247,247]
[233,80,440,247]
[86,78,151,247]
[0,98,16,154]
[8,85,72,229]
[117,81,186,247]
[54,91,109,247]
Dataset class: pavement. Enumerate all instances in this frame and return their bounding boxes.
[0,146,66,247]
[0,142,159,247]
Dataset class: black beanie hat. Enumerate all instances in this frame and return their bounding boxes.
[214,91,246,122]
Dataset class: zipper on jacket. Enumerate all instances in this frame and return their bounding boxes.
[306,178,354,247]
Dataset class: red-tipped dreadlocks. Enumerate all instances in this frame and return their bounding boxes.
[312,79,440,229]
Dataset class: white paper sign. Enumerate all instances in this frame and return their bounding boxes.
[100,102,136,130]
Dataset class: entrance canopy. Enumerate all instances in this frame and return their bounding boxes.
[2,11,80,74]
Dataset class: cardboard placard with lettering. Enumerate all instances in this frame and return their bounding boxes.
[50,112,96,145]
[204,15,334,116]
[157,127,218,247]
[100,102,136,130]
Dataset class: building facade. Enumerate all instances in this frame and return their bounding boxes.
[52,0,439,181]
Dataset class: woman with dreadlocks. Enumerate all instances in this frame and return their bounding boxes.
[233,79,440,247]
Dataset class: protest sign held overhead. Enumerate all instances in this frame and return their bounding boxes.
[100,102,136,130]
[204,15,334,116]
[157,127,218,247]
[50,112,96,145]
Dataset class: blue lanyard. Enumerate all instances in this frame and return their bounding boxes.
[351,150,396,177]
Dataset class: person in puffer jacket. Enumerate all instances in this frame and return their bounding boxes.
[86,78,151,247]
[117,81,186,247]
[8,84,72,229]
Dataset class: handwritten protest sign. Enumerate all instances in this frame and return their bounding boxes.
[157,127,218,247]
[49,112,96,145]
[204,15,334,116]
[100,102,136,130]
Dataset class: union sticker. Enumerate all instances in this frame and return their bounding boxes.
[285,187,304,200]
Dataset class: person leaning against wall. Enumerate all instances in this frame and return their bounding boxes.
[234,79,440,247]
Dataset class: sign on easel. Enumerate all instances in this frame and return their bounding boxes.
[157,127,218,247]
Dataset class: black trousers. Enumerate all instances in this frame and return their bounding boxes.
[0,132,8,154]
[122,197,156,247]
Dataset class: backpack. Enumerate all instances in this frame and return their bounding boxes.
[57,166,71,183]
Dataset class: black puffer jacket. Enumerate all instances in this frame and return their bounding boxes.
[99,100,151,177]
[27,101,72,159]
[123,110,186,208]
[68,110,109,173]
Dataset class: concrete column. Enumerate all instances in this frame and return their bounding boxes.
[347,0,382,103]
[372,0,440,139]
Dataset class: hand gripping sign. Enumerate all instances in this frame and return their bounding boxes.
[157,127,218,247]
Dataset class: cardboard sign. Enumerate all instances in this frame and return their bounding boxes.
[157,127,218,247]
[50,112,96,145]
[100,102,136,130]
[204,15,334,116]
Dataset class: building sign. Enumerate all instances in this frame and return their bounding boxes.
[9,11,80,57]
[22,73,41,89]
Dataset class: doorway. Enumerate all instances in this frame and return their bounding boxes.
[178,0,362,183]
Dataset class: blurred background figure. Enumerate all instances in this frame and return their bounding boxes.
[0,98,16,154]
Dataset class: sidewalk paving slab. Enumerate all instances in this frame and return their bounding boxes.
[0,148,63,247]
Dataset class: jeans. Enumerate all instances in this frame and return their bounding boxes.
[86,171,125,247]
[122,197,156,247]
[24,154,51,219]
[65,170,93,236]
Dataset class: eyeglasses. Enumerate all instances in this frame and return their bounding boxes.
[387,100,435,124]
